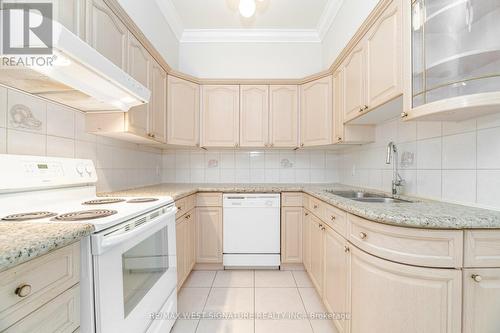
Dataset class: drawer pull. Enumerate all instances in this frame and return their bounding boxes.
[319,224,323,228]
[185,214,191,219]
[359,232,368,240]
[330,215,336,221]
[344,246,350,253]
[321,227,326,231]
[313,205,318,209]
[305,212,309,216]
[15,284,32,298]
[471,274,482,283]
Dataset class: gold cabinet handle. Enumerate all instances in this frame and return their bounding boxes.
[363,105,369,110]
[318,224,323,228]
[401,112,408,118]
[304,212,309,216]
[15,284,32,298]
[330,215,336,221]
[185,214,191,219]
[313,204,318,209]
[270,143,274,147]
[321,227,326,231]
[337,137,342,142]
[344,246,350,253]
[359,232,367,240]
[471,274,482,283]
[234,143,239,148]
[300,143,304,147]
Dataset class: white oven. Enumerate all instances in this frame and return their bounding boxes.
[90,204,177,333]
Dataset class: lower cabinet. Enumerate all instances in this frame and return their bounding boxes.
[195,207,223,263]
[281,207,303,264]
[350,246,462,333]
[302,210,312,272]
[309,215,325,295]
[176,210,196,288]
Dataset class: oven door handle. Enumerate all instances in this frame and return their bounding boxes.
[93,207,177,255]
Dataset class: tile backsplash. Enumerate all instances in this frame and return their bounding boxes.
[338,114,500,211]
[162,149,340,184]
[0,86,162,193]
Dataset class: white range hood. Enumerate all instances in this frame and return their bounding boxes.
[0,11,150,112]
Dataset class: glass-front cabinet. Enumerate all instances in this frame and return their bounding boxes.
[404,0,500,120]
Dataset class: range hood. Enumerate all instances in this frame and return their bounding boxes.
[0,11,150,112]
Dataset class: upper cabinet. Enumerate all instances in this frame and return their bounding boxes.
[343,45,366,123]
[270,85,299,148]
[201,85,240,148]
[150,61,167,143]
[240,85,269,148]
[300,76,333,147]
[404,0,500,121]
[167,76,200,147]
[86,0,128,70]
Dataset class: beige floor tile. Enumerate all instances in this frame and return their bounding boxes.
[213,270,254,287]
[292,271,314,288]
[183,271,217,288]
[171,319,199,333]
[255,319,313,333]
[255,288,306,314]
[298,287,327,313]
[255,270,296,287]
[178,288,210,313]
[309,319,339,333]
[204,288,254,313]
[197,319,254,333]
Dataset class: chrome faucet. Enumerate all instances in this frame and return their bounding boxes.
[386,142,404,196]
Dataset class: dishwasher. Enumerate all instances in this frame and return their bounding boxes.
[223,193,281,268]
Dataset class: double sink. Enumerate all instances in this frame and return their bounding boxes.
[326,190,412,203]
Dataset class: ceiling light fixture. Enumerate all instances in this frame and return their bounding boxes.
[239,0,256,18]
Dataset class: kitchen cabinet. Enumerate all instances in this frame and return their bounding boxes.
[302,210,311,272]
[300,76,333,147]
[167,76,200,146]
[309,214,324,294]
[201,85,240,148]
[323,226,350,333]
[86,0,128,69]
[342,45,366,123]
[281,207,303,264]
[463,268,500,333]
[187,210,196,271]
[269,85,298,148]
[176,217,187,289]
[350,246,462,333]
[149,60,167,143]
[404,0,500,121]
[195,207,223,263]
[239,85,269,148]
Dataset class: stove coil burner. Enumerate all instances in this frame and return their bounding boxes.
[54,209,117,221]
[127,198,159,203]
[1,211,58,221]
[82,198,125,205]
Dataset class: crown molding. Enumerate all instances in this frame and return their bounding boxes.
[155,0,184,41]
[317,0,345,40]
[180,29,321,43]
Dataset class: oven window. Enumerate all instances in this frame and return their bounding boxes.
[122,228,169,317]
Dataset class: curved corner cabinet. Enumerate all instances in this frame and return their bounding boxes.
[403,0,500,121]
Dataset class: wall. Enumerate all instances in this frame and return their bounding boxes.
[162,149,339,184]
[338,114,500,210]
[0,86,162,193]
[179,42,323,79]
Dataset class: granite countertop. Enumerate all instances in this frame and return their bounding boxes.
[103,183,500,230]
[0,223,94,272]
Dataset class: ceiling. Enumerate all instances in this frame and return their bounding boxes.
[156,0,344,42]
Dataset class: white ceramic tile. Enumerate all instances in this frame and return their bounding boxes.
[190,151,205,169]
[183,271,216,288]
[190,169,205,183]
[416,170,442,200]
[310,169,326,183]
[477,170,500,210]
[213,271,254,288]
[255,319,313,333]
[442,170,476,204]
[375,119,397,146]
[96,144,114,169]
[477,127,500,169]
[279,169,296,183]
[7,90,46,134]
[220,169,236,183]
[477,113,500,130]
[255,287,306,313]
[250,152,265,169]
[292,271,313,288]
[265,169,280,183]
[46,136,75,158]
[310,152,326,169]
[204,288,254,313]
[295,169,310,183]
[255,270,296,288]
[400,169,416,195]
[0,87,6,128]
[176,169,190,183]
[294,151,310,168]
[0,128,6,154]
[279,152,296,168]
[205,168,220,183]
[205,152,220,169]
[162,169,176,183]
[197,319,254,333]
[417,121,442,140]
[171,319,199,333]
[175,151,191,169]
[250,169,266,182]
[397,119,417,143]
[163,152,176,169]
[177,287,211,312]
[442,119,476,136]
[235,152,250,168]
[265,152,280,168]
[46,104,75,138]
[442,132,476,169]
[74,112,96,143]
[298,288,337,333]
[398,141,417,169]
[219,151,235,168]
[417,138,441,169]
[7,129,46,155]
[235,168,250,183]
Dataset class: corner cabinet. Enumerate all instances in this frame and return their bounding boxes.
[167,76,200,147]
[239,85,269,148]
[269,85,299,148]
[300,76,333,147]
[201,85,240,148]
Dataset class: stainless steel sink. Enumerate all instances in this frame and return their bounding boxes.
[326,190,412,203]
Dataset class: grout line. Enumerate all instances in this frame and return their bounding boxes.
[253,270,256,333]
[296,286,315,333]
[194,271,216,333]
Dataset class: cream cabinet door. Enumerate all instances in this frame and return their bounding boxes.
[239,85,269,148]
[300,76,333,147]
[350,246,462,333]
[463,268,500,333]
[309,215,324,294]
[150,60,167,143]
[332,70,344,144]
[176,219,187,288]
[269,85,298,148]
[343,45,366,122]
[323,226,350,333]
[303,210,311,272]
[86,0,127,69]
[187,211,196,271]
[167,76,200,146]
[365,0,402,110]
[201,85,240,148]
[281,207,303,264]
[126,33,151,138]
[196,207,223,263]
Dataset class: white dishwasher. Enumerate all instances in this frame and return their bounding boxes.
[223,193,281,268]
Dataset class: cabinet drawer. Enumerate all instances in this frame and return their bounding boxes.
[0,243,80,331]
[4,285,80,333]
[282,193,302,207]
[348,214,463,268]
[307,196,324,218]
[323,204,347,238]
[197,193,222,207]
[464,230,500,267]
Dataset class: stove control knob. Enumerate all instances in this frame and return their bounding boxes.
[85,165,93,176]
[76,165,84,176]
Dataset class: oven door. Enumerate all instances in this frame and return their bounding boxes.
[91,205,177,333]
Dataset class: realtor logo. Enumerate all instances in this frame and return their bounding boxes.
[1,2,53,55]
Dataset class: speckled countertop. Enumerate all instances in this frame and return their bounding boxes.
[103,183,500,230]
[0,223,94,272]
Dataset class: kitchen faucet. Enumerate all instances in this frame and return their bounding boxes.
[386,142,404,196]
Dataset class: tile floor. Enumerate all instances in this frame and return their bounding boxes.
[172,270,339,333]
